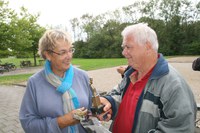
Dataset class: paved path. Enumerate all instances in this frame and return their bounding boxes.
[0,56,200,133]
[0,85,25,133]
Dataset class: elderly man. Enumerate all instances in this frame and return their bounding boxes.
[100,23,197,133]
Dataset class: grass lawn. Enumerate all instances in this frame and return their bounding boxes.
[1,55,196,85]
[0,74,33,85]
[0,58,127,85]
[72,58,127,70]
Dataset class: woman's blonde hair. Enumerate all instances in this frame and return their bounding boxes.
[38,29,72,59]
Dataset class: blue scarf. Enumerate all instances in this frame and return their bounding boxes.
[44,60,80,133]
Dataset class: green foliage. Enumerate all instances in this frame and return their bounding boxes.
[0,0,16,50]
[70,0,200,58]
[73,20,127,58]
[1,0,200,59]
[183,41,200,55]
[0,0,46,65]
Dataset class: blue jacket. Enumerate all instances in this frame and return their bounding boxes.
[105,54,197,133]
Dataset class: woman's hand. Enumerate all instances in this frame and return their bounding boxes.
[57,107,87,129]
[72,107,88,121]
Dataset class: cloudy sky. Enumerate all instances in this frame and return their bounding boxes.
[8,0,136,27]
[8,0,198,28]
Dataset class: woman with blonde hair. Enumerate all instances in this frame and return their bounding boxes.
[19,29,92,133]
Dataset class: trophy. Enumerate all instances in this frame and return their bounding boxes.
[80,78,112,133]
[89,78,105,115]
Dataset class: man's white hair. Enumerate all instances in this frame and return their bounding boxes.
[121,23,159,51]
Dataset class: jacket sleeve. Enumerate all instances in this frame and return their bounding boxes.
[104,77,128,119]
[151,79,197,133]
[19,80,62,133]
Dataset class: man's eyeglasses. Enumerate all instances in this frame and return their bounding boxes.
[121,45,133,50]
[47,48,75,56]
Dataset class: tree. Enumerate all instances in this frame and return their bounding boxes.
[70,18,80,41]
[0,1,46,65]
[0,0,17,57]
[71,0,200,57]
[12,7,46,65]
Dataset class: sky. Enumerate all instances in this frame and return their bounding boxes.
[8,0,135,27]
[8,0,199,29]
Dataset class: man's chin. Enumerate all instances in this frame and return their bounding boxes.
[127,62,131,66]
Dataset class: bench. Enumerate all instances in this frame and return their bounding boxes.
[20,60,31,68]
[0,66,6,74]
[39,60,45,66]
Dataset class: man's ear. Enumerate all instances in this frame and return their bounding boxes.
[145,41,152,50]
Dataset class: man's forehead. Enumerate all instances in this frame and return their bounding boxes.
[123,34,134,41]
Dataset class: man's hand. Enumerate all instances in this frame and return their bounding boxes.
[117,66,126,75]
[97,97,112,121]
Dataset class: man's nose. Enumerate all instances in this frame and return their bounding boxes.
[122,48,127,57]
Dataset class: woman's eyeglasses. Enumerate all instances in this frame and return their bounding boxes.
[47,48,75,56]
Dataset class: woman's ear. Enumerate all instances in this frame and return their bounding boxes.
[44,51,51,61]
